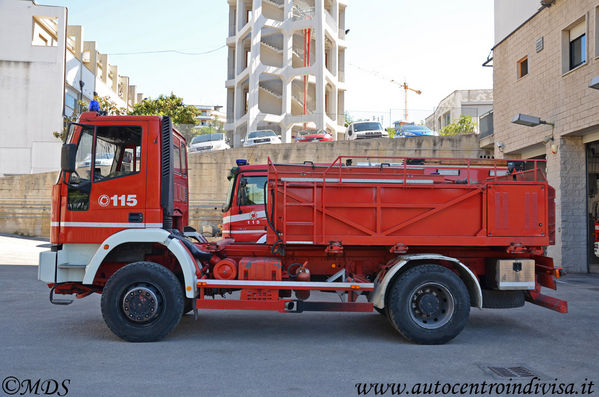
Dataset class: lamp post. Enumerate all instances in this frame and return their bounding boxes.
[511,113,556,153]
[78,80,85,112]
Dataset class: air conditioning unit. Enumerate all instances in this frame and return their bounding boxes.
[81,51,91,63]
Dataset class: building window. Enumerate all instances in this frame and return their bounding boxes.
[443,112,451,127]
[562,18,586,73]
[570,34,586,69]
[517,56,528,79]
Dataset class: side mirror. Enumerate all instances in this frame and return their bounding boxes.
[384,128,388,132]
[241,139,245,143]
[277,135,282,138]
[61,144,77,173]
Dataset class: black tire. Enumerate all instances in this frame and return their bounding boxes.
[183,298,194,315]
[387,264,470,345]
[101,261,184,342]
[374,306,385,315]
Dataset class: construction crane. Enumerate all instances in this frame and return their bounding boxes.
[391,80,422,122]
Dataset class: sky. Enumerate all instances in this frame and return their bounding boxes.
[38,0,494,126]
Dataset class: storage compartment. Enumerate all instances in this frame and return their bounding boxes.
[494,259,535,290]
[238,257,282,301]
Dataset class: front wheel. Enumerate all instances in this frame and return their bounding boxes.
[101,261,184,342]
[387,264,470,345]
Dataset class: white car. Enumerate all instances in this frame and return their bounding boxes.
[189,133,230,152]
[345,121,388,140]
[242,130,282,147]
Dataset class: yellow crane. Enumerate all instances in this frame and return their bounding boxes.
[391,80,422,122]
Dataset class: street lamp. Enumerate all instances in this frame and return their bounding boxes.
[590,76,599,90]
[511,113,557,153]
[511,113,554,127]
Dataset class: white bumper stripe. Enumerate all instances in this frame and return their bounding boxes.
[51,222,163,228]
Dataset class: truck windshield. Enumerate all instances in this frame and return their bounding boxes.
[353,122,383,132]
[192,133,223,144]
[248,131,275,139]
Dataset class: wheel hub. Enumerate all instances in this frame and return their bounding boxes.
[417,293,440,316]
[122,286,159,323]
[409,283,455,329]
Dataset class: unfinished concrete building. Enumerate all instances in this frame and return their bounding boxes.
[225,0,347,146]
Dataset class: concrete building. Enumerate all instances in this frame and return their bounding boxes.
[0,0,142,176]
[0,1,66,175]
[225,0,347,147]
[424,89,493,134]
[194,105,226,127]
[492,0,599,273]
[65,25,142,117]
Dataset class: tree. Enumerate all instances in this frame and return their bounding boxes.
[129,94,199,141]
[439,115,477,136]
[344,111,353,127]
[53,96,125,141]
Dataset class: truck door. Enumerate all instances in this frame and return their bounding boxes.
[59,123,148,244]
[222,172,267,242]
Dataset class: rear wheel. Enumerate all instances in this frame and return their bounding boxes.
[101,261,184,342]
[387,264,470,344]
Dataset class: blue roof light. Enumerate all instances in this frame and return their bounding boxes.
[236,159,248,166]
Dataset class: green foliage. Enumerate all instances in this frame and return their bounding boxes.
[53,96,124,141]
[344,111,352,127]
[129,93,199,125]
[387,127,396,139]
[129,94,200,141]
[439,115,477,136]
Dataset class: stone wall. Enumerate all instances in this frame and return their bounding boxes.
[0,171,57,237]
[0,135,482,238]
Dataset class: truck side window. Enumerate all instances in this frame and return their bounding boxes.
[93,126,142,182]
[67,127,94,211]
[173,143,181,174]
[237,176,267,206]
[180,145,187,176]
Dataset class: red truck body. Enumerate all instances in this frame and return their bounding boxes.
[39,114,566,344]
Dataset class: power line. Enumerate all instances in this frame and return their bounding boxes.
[108,44,226,56]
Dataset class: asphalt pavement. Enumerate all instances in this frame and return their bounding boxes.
[0,234,598,396]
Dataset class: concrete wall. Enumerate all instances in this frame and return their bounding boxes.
[0,1,67,176]
[0,171,57,237]
[0,135,481,237]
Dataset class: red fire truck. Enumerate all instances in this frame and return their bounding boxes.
[39,113,567,344]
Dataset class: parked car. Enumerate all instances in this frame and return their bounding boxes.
[242,130,282,147]
[189,133,230,152]
[295,129,334,142]
[345,121,388,140]
[78,152,114,168]
[394,124,437,138]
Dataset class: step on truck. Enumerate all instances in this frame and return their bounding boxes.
[39,112,567,344]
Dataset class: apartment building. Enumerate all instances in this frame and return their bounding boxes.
[225,0,347,146]
[424,89,493,134]
[0,0,142,175]
[194,105,226,127]
[492,0,599,272]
